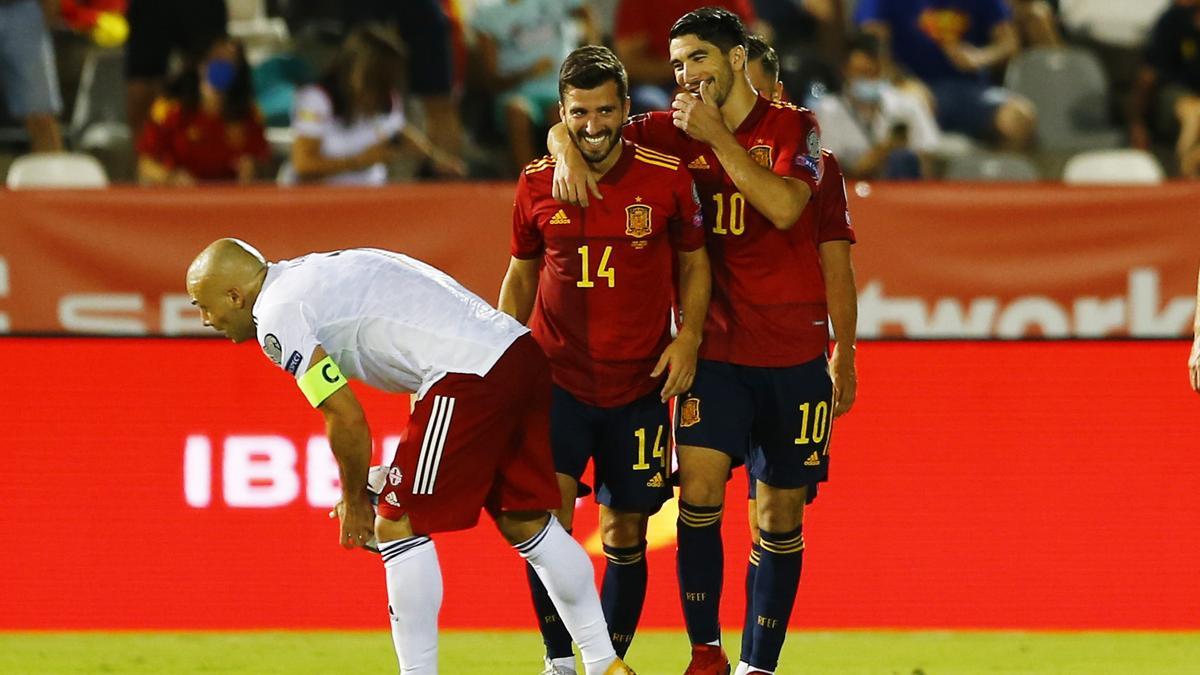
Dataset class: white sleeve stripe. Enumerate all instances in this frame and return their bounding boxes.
[412,396,455,495]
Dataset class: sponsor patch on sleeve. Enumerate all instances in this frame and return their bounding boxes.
[284,350,303,375]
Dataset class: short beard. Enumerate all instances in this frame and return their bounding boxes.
[572,130,618,164]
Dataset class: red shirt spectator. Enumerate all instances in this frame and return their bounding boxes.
[137,97,269,182]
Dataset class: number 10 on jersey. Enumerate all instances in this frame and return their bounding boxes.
[577,245,615,288]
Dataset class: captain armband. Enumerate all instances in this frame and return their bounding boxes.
[298,356,348,407]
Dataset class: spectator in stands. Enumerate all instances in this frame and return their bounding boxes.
[752,0,845,81]
[1130,0,1200,177]
[124,0,228,149]
[341,0,467,162]
[135,37,267,185]
[472,0,597,174]
[285,26,465,186]
[1007,0,1062,47]
[855,0,1037,150]
[614,0,759,113]
[750,1,845,106]
[0,0,64,152]
[815,32,941,179]
[746,33,784,101]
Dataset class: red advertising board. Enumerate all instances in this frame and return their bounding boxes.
[1,182,1198,337]
[2,338,1198,629]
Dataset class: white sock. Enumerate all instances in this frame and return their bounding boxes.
[516,516,616,675]
[733,662,751,675]
[381,537,442,674]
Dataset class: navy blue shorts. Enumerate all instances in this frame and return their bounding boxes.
[931,78,1013,140]
[551,386,672,514]
[677,358,833,493]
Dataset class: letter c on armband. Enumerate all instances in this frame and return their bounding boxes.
[299,356,347,407]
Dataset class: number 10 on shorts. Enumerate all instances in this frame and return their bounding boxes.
[794,401,830,447]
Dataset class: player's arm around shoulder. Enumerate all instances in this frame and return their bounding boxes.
[304,345,375,549]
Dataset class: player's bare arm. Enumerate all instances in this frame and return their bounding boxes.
[820,240,858,416]
[498,257,540,324]
[547,122,603,207]
[1190,266,1200,393]
[671,82,812,229]
[653,247,712,401]
[307,345,375,549]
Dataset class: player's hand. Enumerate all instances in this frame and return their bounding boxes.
[1188,336,1200,393]
[829,343,857,417]
[653,333,700,401]
[552,144,602,207]
[330,492,375,549]
[671,81,726,146]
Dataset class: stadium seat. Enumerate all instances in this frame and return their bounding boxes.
[6,152,109,188]
[943,152,1040,181]
[1004,46,1123,151]
[1061,149,1165,185]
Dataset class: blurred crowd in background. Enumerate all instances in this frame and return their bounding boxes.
[0,0,1197,186]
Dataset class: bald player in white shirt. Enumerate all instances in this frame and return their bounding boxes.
[186,240,634,675]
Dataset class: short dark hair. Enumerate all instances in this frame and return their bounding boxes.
[669,6,748,55]
[559,45,628,101]
[745,34,778,81]
[845,32,883,63]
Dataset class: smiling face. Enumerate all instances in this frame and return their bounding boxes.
[669,34,744,107]
[560,79,630,168]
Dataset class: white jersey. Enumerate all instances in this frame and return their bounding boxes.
[253,248,528,399]
[281,85,406,186]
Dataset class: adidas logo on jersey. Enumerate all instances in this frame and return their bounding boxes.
[549,209,571,225]
[646,473,665,488]
[687,156,710,170]
[804,451,820,467]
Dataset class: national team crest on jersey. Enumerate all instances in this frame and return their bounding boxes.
[388,467,403,486]
[749,145,772,168]
[680,397,701,427]
[262,334,282,364]
[625,203,652,238]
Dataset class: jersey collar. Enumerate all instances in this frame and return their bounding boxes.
[734,94,770,137]
[597,139,636,185]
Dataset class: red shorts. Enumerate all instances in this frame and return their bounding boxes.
[377,334,560,533]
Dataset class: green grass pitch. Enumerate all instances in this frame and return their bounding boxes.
[2,630,1198,673]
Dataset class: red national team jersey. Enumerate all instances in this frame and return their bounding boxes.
[136,98,269,181]
[512,141,705,407]
[623,96,853,367]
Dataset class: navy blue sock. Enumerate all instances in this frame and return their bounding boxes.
[748,526,804,670]
[601,541,648,658]
[525,527,575,660]
[677,500,724,645]
[739,541,761,663]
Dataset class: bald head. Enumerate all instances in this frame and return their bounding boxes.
[187,238,266,287]
[186,238,268,342]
